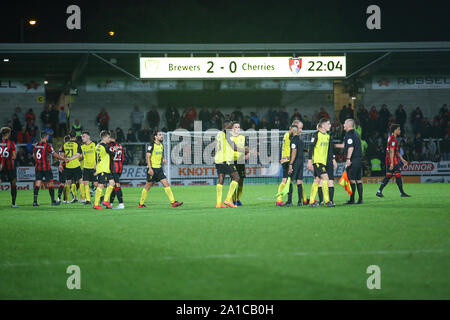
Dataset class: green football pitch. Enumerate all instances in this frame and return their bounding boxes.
[0,183,449,299]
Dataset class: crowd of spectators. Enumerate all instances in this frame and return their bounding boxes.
[328,103,450,175]
[3,103,449,170]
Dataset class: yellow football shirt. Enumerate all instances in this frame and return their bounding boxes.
[312,131,330,165]
[147,143,164,169]
[214,131,234,164]
[81,141,96,169]
[233,135,245,161]
[63,141,82,169]
[95,143,112,174]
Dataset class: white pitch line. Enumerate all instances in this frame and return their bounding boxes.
[0,249,447,268]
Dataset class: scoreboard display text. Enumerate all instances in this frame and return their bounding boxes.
[140,56,346,79]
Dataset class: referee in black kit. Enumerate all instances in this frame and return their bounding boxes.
[335,119,363,204]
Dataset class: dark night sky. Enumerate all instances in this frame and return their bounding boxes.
[0,0,449,43]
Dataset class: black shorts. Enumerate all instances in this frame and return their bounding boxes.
[234,164,246,179]
[36,170,53,182]
[97,172,113,185]
[386,163,402,177]
[347,158,362,180]
[215,163,237,175]
[112,171,122,183]
[59,169,66,183]
[313,163,328,178]
[290,162,304,181]
[82,168,97,182]
[146,167,166,183]
[326,163,334,180]
[282,162,289,179]
[65,167,82,181]
[0,168,17,182]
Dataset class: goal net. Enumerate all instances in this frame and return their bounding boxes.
[163,127,318,186]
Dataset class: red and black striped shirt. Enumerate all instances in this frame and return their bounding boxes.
[109,142,124,173]
[34,141,55,171]
[386,135,400,166]
[0,139,16,170]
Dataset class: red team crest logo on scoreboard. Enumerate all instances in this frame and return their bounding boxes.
[289,58,302,74]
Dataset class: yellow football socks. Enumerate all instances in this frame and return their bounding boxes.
[64,185,70,201]
[71,184,77,200]
[277,182,286,202]
[94,187,103,206]
[80,184,85,201]
[310,182,319,203]
[237,184,243,201]
[164,187,175,204]
[226,181,238,202]
[216,184,223,206]
[140,188,148,205]
[104,185,114,203]
[85,185,91,202]
[322,180,330,203]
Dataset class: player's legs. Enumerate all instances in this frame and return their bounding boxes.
[139,181,153,207]
[392,166,410,196]
[65,172,76,202]
[83,181,91,202]
[10,177,18,207]
[5,169,18,207]
[309,176,320,206]
[79,178,85,202]
[236,177,244,202]
[161,178,183,207]
[296,179,303,205]
[101,179,115,208]
[326,164,335,203]
[318,180,324,204]
[233,164,245,205]
[94,184,104,208]
[49,180,60,205]
[277,163,289,204]
[350,159,363,203]
[216,173,225,207]
[224,170,239,207]
[319,172,330,205]
[33,180,42,205]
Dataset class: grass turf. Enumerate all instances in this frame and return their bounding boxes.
[0,183,449,299]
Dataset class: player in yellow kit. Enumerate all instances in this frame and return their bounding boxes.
[80,131,98,205]
[231,122,249,206]
[138,131,183,208]
[307,118,335,207]
[214,120,246,208]
[93,130,116,210]
[62,131,83,203]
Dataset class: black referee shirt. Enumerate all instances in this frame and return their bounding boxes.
[290,135,304,165]
[344,129,362,160]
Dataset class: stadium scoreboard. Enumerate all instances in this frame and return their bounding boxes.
[140,56,346,79]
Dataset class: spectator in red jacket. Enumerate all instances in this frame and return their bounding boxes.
[25,108,36,126]
[317,107,330,120]
[96,108,110,132]
[185,107,197,122]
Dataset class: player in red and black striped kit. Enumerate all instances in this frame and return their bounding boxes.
[33,131,67,206]
[0,127,18,208]
[376,124,411,198]
[109,131,125,209]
